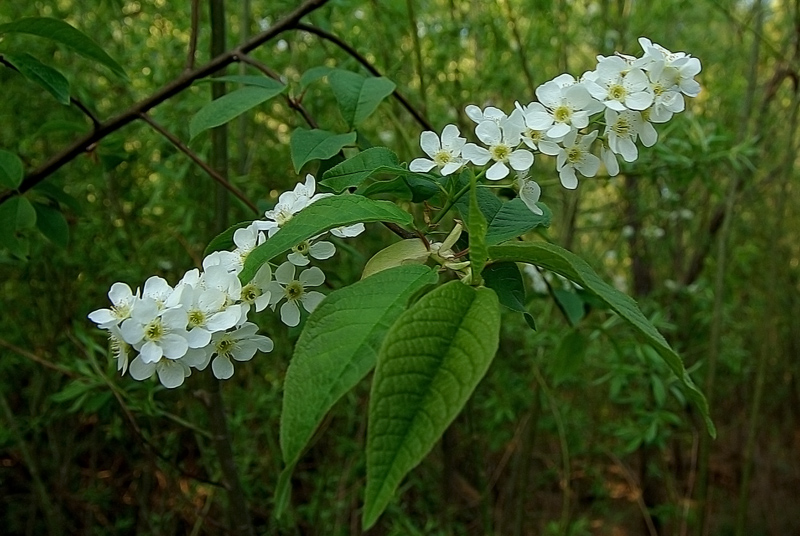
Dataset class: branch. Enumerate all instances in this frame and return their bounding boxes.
[238,54,320,128]
[294,22,434,131]
[138,113,260,215]
[1,0,331,205]
[186,0,200,71]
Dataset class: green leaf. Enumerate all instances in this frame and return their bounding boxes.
[483,262,535,329]
[363,281,500,529]
[195,75,285,90]
[189,85,285,140]
[488,241,716,438]
[485,199,552,245]
[0,150,24,189]
[203,220,253,257]
[290,128,357,173]
[0,17,126,78]
[300,65,333,89]
[362,239,430,279]
[358,176,413,200]
[404,175,441,203]
[468,177,489,283]
[33,202,69,248]
[328,69,396,128]
[3,52,70,105]
[281,265,438,468]
[455,183,502,227]
[0,196,36,255]
[553,288,585,326]
[240,195,412,283]
[320,147,402,193]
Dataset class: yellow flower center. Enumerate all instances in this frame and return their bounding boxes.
[188,310,206,328]
[554,105,572,123]
[491,144,511,162]
[609,83,626,101]
[433,150,452,167]
[144,318,164,342]
[612,117,631,137]
[285,281,304,301]
[567,146,582,164]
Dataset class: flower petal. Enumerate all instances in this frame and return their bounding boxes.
[212,355,235,380]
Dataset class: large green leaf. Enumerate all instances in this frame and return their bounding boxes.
[328,69,396,128]
[281,265,439,467]
[482,262,535,330]
[33,202,69,248]
[486,199,552,245]
[189,85,285,140]
[240,195,413,283]
[320,147,403,193]
[3,52,70,105]
[488,241,716,437]
[290,128,357,173]
[363,281,500,529]
[0,17,126,78]
[0,196,36,255]
[0,150,24,189]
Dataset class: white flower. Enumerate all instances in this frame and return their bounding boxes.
[330,223,365,238]
[128,355,191,389]
[517,178,544,215]
[555,130,601,189]
[409,124,467,176]
[465,104,507,124]
[604,108,642,162]
[231,223,267,270]
[182,285,242,348]
[288,235,336,266]
[600,144,620,177]
[585,56,654,111]
[529,74,603,138]
[515,101,563,155]
[88,282,138,329]
[208,322,274,380]
[254,175,330,237]
[120,300,190,364]
[267,262,326,327]
[108,325,132,375]
[462,111,533,180]
[637,37,702,98]
[239,263,273,314]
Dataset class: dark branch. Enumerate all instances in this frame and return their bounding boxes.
[238,54,320,128]
[138,113,260,215]
[1,0,331,204]
[294,22,434,132]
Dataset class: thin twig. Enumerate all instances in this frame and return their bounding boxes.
[238,54,320,128]
[605,450,659,536]
[294,22,434,131]
[2,0,331,204]
[186,0,200,71]
[138,113,260,215]
[0,338,77,378]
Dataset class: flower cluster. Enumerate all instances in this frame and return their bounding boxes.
[409,37,701,208]
[89,175,364,388]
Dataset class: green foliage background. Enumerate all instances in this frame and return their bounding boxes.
[1,0,798,535]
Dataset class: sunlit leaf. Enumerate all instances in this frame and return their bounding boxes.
[329,69,396,128]
[0,17,126,78]
[189,85,285,140]
[363,281,500,528]
[290,128,357,173]
[3,52,70,105]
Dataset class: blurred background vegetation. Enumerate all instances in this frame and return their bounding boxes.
[1,0,798,534]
